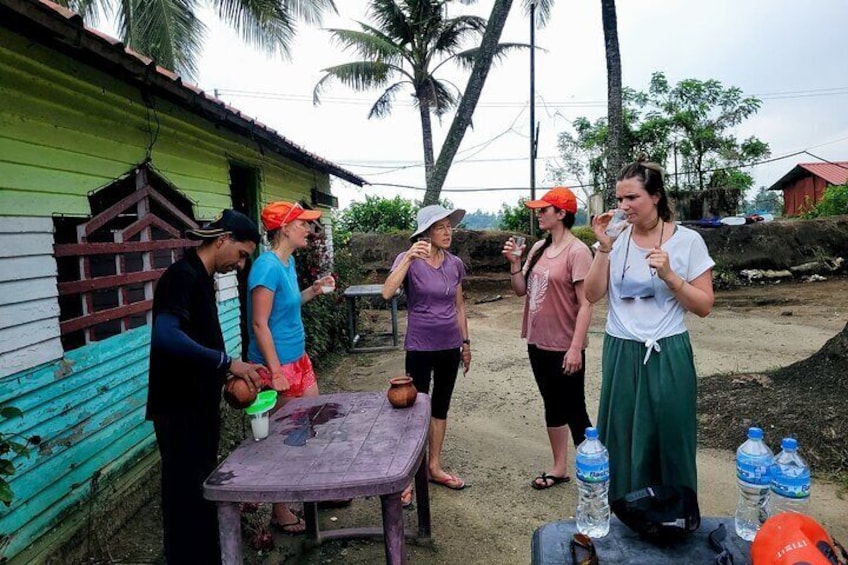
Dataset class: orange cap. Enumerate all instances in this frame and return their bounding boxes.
[752,512,840,565]
[524,186,578,214]
[261,201,321,231]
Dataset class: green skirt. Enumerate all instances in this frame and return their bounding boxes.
[597,332,698,502]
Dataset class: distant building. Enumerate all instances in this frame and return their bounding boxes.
[768,161,848,216]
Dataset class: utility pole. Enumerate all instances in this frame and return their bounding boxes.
[529,1,537,237]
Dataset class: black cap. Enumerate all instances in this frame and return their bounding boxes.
[186,209,260,245]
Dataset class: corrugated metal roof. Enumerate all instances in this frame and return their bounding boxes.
[0,0,367,187]
[768,161,848,191]
[797,162,848,186]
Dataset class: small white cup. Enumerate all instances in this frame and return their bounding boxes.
[604,210,629,239]
[510,236,526,257]
[320,274,335,294]
[250,410,270,441]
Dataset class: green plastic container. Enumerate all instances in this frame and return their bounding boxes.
[245,389,278,415]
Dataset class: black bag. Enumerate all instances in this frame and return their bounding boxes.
[611,485,701,544]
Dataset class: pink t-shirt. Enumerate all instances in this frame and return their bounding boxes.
[520,238,593,351]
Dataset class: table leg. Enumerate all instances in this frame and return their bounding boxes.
[380,492,406,565]
[303,501,320,541]
[414,451,432,540]
[217,502,242,565]
[347,297,356,350]
[390,297,399,347]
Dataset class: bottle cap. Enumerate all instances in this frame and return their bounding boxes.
[747,427,763,440]
[585,427,598,440]
[781,437,797,451]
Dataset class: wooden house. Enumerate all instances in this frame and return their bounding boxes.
[768,161,848,216]
[0,0,365,561]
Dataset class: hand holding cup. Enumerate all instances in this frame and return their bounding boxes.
[510,235,526,257]
[318,273,335,294]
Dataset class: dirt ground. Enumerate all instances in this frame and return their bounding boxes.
[94,276,848,564]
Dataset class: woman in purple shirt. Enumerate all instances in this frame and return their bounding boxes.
[382,205,471,505]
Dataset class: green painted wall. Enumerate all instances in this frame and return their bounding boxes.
[0,26,330,222]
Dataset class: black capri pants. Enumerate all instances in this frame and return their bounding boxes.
[527,344,592,446]
[405,348,461,420]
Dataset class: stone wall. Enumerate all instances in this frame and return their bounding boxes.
[349,216,848,279]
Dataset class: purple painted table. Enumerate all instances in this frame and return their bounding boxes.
[204,391,432,565]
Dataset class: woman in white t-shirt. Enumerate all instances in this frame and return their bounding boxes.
[504,186,594,490]
[583,157,715,505]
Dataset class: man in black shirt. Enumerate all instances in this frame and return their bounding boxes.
[147,209,262,564]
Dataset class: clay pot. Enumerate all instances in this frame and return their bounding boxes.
[224,375,257,409]
[387,376,417,409]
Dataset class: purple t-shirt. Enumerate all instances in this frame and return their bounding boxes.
[391,251,466,351]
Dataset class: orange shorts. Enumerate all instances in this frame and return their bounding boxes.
[274,353,316,398]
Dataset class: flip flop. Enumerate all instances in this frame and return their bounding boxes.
[270,515,306,535]
[531,472,571,490]
[429,473,466,490]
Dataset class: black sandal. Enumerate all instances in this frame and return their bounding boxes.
[531,472,571,490]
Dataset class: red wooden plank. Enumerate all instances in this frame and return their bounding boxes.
[147,187,199,230]
[122,214,182,240]
[60,300,153,335]
[54,239,198,257]
[83,185,150,236]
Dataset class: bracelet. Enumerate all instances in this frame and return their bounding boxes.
[510,269,522,275]
[672,278,686,292]
[596,246,612,254]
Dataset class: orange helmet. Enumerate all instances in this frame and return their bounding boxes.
[752,512,847,565]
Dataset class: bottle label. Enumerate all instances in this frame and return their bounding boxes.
[576,459,609,483]
[736,455,771,486]
[771,474,810,499]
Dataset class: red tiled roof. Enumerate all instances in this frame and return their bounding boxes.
[768,161,848,191]
[1,0,367,187]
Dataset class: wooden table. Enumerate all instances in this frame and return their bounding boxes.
[204,392,432,564]
[531,517,751,564]
[344,284,400,352]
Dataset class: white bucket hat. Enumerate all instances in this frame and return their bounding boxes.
[410,205,466,240]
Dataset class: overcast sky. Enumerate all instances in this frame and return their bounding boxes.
[187,0,848,214]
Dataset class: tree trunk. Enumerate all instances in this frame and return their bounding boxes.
[424,0,514,206]
[417,88,436,193]
[601,0,623,208]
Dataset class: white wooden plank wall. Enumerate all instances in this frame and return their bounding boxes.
[0,217,63,377]
[215,272,239,303]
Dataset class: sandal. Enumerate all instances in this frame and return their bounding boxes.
[531,472,571,490]
[429,473,466,490]
[270,515,306,535]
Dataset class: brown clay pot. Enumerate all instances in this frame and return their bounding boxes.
[387,376,417,408]
[224,375,257,409]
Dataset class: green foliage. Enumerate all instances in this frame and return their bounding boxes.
[463,209,504,230]
[571,226,597,248]
[801,184,848,219]
[550,71,770,199]
[743,186,783,215]
[336,195,417,235]
[293,231,363,367]
[499,198,532,233]
[0,406,40,507]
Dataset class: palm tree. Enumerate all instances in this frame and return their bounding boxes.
[55,0,337,81]
[314,0,525,205]
[600,0,623,207]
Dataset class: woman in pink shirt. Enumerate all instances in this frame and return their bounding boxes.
[503,187,594,490]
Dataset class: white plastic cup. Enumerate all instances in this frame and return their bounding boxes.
[418,236,432,255]
[320,274,335,294]
[604,210,629,239]
[510,236,526,257]
[250,410,270,441]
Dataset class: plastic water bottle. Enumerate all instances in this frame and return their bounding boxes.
[734,427,774,541]
[768,437,811,516]
[575,427,610,538]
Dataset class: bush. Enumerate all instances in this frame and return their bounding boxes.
[571,226,597,248]
[499,198,532,233]
[293,230,363,367]
[336,195,417,235]
[803,184,848,218]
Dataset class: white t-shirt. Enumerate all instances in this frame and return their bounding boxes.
[605,225,714,356]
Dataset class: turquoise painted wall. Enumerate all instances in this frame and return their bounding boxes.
[0,298,242,561]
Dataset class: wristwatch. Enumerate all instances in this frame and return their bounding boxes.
[462,339,471,345]
[223,354,233,373]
